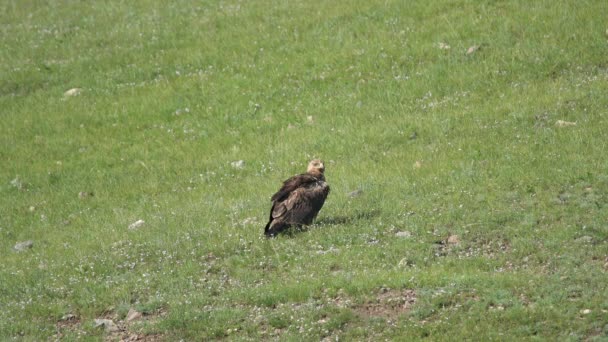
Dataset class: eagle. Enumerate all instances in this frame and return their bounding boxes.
[264,159,330,237]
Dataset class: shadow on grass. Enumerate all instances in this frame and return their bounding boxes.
[315,209,380,226]
[267,210,380,238]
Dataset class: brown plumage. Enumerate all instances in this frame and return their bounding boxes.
[264,159,330,237]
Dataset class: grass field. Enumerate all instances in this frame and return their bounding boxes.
[2,0,608,340]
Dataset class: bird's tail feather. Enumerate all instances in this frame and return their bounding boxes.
[265,220,289,237]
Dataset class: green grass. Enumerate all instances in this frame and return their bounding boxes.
[2,0,608,340]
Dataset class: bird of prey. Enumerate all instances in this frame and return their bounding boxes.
[264,159,330,237]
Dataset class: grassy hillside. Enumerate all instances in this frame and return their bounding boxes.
[1,0,607,340]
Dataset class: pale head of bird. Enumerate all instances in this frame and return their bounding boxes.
[307,159,325,176]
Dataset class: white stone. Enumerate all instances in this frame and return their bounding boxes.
[64,88,81,97]
[128,219,145,230]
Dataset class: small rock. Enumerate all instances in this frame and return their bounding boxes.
[316,247,340,255]
[242,217,257,225]
[413,161,422,169]
[395,231,412,238]
[230,160,245,169]
[126,308,142,322]
[409,132,418,140]
[128,219,145,230]
[398,258,412,267]
[60,314,76,321]
[555,120,576,127]
[447,235,460,245]
[466,45,480,55]
[78,191,94,199]
[557,192,571,203]
[173,107,190,116]
[93,318,119,332]
[64,88,82,97]
[14,240,34,252]
[580,309,591,315]
[306,116,314,124]
[347,189,363,198]
[575,235,593,243]
[438,42,451,50]
[10,177,23,190]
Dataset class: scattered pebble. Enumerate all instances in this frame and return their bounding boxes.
[60,314,76,321]
[316,247,340,255]
[173,107,190,116]
[398,258,411,267]
[126,308,142,322]
[64,88,81,97]
[78,191,94,199]
[580,309,591,315]
[447,235,460,245]
[347,189,363,198]
[395,231,412,238]
[575,235,593,243]
[438,42,451,50]
[413,161,422,169]
[241,217,257,225]
[10,177,23,190]
[93,318,119,332]
[128,219,145,230]
[13,240,34,252]
[555,120,576,127]
[466,45,480,54]
[230,160,245,169]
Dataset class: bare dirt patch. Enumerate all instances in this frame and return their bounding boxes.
[54,315,85,339]
[352,288,417,321]
[53,309,167,341]
[434,235,511,259]
[107,332,165,342]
